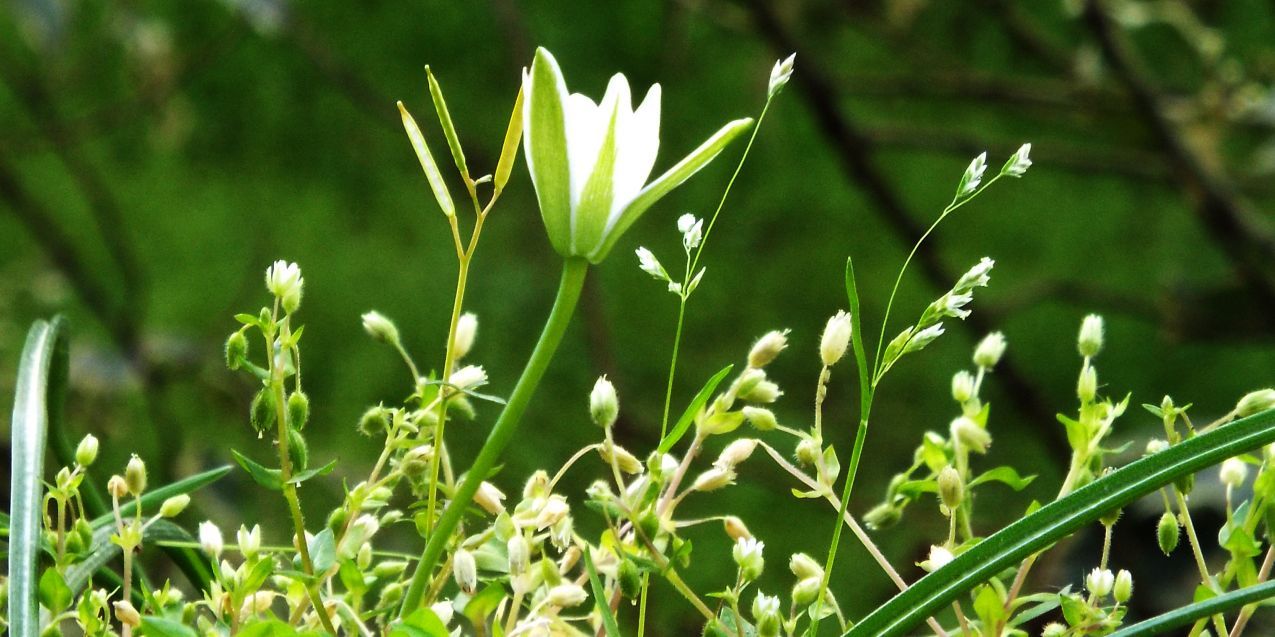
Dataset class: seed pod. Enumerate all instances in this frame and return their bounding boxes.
[125,455,147,496]
[938,466,964,511]
[225,331,248,370]
[250,390,276,433]
[287,427,309,471]
[1158,511,1180,555]
[288,391,310,430]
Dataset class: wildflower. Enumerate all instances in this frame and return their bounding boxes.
[754,592,783,637]
[453,313,478,359]
[265,260,303,313]
[768,53,796,99]
[452,548,477,594]
[635,247,668,280]
[361,311,400,344]
[958,152,987,196]
[1002,143,1032,177]
[75,434,99,467]
[1220,458,1249,488]
[955,257,994,291]
[1086,568,1114,598]
[237,524,262,560]
[748,330,790,368]
[590,376,619,429]
[733,537,765,581]
[678,213,703,251]
[199,521,224,559]
[921,545,954,572]
[951,371,975,403]
[1078,314,1104,357]
[905,323,945,354]
[522,47,752,263]
[973,332,1006,368]
[820,310,852,367]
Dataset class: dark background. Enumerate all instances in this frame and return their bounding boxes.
[4,0,1275,632]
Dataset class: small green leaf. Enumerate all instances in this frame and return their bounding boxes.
[658,365,734,453]
[308,528,337,574]
[391,608,450,637]
[398,101,455,217]
[969,466,1036,491]
[232,449,284,490]
[38,568,72,613]
[494,85,524,193]
[583,547,622,637]
[140,617,200,637]
[290,459,338,485]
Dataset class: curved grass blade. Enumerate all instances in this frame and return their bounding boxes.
[88,465,233,530]
[8,317,66,636]
[1109,580,1275,636]
[657,365,733,454]
[846,408,1275,636]
[583,547,622,637]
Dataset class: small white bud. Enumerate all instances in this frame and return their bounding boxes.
[921,545,954,572]
[361,311,400,344]
[598,443,643,474]
[1236,389,1275,418]
[474,482,506,515]
[1078,364,1098,403]
[959,152,987,196]
[1220,458,1249,488]
[955,257,994,291]
[430,600,454,625]
[447,365,487,393]
[199,521,224,559]
[1086,567,1114,598]
[743,406,778,431]
[635,247,667,280]
[905,323,945,354]
[938,466,965,509]
[819,310,853,367]
[113,600,142,627]
[1145,439,1169,455]
[590,376,619,429]
[951,371,975,403]
[507,535,530,576]
[546,583,588,608]
[748,330,790,368]
[1078,314,1104,358]
[453,313,478,359]
[973,332,1007,368]
[533,495,570,529]
[1002,143,1033,177]
[692,466,736,492]
[452,548,477,594]
[678,213,703,251]
[237,524,262,560]
[723,516,752,541]
[768,53,796,99]
[265,260,303,313]
[788,553,823,580]
[716,438,759,469]
[1113,569,1133,603]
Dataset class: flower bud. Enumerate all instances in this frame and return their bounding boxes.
[1086,568,1114,598]
[1042,623,1067,637]
[288,391,310,430]
[950,417,991,454]
[904,323,945,354]
[951,371,974,403]
[753,593,782,637]
[1078,314,1104,358]
[938,466,964,511]
[789,553,823,580]
[1002,143,1032,177]
[452,548,477,594]
[107,475,128,499]
[1113,569,1133,603]
[958,153,987,196]
[1145,438,1168,455]
[748,330,790,369]
[795,438,820,468]
[692,467,735,492]
[1157,512,1180,555]
[361,311,400,345]
[113,600,141,627]
[740,380,782,404]
[743,406,778,431]
[792,577,822,607]
[973,332,1006,368]
[374,560,409,578]
[125,455,147,496]
[863,503,902,530]
[240,591,274,617]
[453,313,478,359]
[546,583,588,608]
[507,535,530,576]
[768,53,796,100]
[723,516,752,541]
[732,537,765,581]
[448,365,487,393]
[357,405,390,437]
[358,543,374,570]
[1220,458,1249,488]
[474,482,506,516]
[1236,389,1275,418]
[1077,365,1097,403]
[820,310,852,367]
[533,496,570,529]
[199,521,224,559]
[716,439,758,469]
[238,524,262,560]
[159,494,190,518]
[678,213,703,251]
[590,376,619,429]
[75,434,99,467]
[598,443,643,474]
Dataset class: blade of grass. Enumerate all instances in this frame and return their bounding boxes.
[8,318,66,635]
[583,546,623,636]
[846,407,1275,636]
[1109,580,1275,636]
[657,365,733,454]
[87,465,233,530]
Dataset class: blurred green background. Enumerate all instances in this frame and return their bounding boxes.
[4,0,1275,632]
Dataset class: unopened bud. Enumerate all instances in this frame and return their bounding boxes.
[789,553,823,580]
[792,577,822,607]
[453,313,477,359]
[1086,568,1114,598]
[921,545,954,572]
[448,365,487,393]
[1113,569,1133,603]
[452,548,477,594]
[125,455,147,496]
[199,521,224,559]
[864,503,902,530]
[753,593,782,637]
[75,434,99,467]
[692,467,735,492]
[1220,458,1249,488]
[159,495,190,518]
[545,583,587,608]
[507,535,530,576]
[748,330,790,368]
[950,417,991,454]
[357,405,390,437]
[225,330,248,370]
[1078,314,1104,358]
[743,406,778,431]
[1157,512,1180,555]
[716,439,758,469]
[820,310,852,367]
[598,443,643,474]
[723,516,752,541]
[1236,389,1275,418]
[1077,365,1097,403]
[590,376,619,429]
[238,524,262,560]
[973,332,1006,368]
[1145,439,1168,455]
[951,371,975,403]
[474,482,506,515]
[288,391,310,430]
[1042,623,1067,637]
[113,600,141,627]
[938,466,964,511]
[107,475,128,499]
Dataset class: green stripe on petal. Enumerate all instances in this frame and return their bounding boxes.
[589,117,753,262]
[524,48,573,257]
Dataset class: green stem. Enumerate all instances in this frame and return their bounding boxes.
[398,257,589,618]
[424,255,471,538]
[659,298,688,438]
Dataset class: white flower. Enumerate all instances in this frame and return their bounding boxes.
[748,330,789,368]
[453,313,478,359]
[733,537,765,580]
[973,332,1007,368]
[1078,314,1104,358]
[955,257,994,291]
[448,365,487,392]
[589,376,619,429]
[265,260,303,312]
[1003,143,1032,177]
[768,53,796,99]
[523,48,753,263]
[545,583,588,608]
[820,310,853,367]
[199,521,224,559]
[905,323,946,354]
[635,247,668,280]
[922,545,954,572]
[678,213,703,250]
[1220,457,1249,488]
[237,524,262,560]
[452,548,477,594]
[1086,568,1114,597]
[939,292,973,320]
[959,152,987,196]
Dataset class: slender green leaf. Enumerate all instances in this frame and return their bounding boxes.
[425,66,469,180]
[390,608,449,637]
[969,466,1036,491]
[232,449,283,489]
[493,85,524,193]
[844,258,871,417]
[398,101,455,217]
[1109,580,1275,636]
[140,616,200,637]
[846,408,1275,636]
[89,465,234,529]
[8,318,65,636]
[583,547,622,637]
[657,365,733,454]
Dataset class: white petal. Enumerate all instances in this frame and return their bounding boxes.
[565,91,605,210]
[608,83,661,231]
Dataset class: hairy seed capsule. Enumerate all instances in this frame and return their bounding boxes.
[1157,512,1180,555]
[75,434,99,467]
[938,466,964,511]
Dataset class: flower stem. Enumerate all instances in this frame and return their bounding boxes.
[398,257,589,618]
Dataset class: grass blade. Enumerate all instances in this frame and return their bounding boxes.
[657,365,733,454]
[846,408,1275,636]
[88,465,233,530]
[1110,580,1275,636]
[8,318,66,635]
[583,546,623,637]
